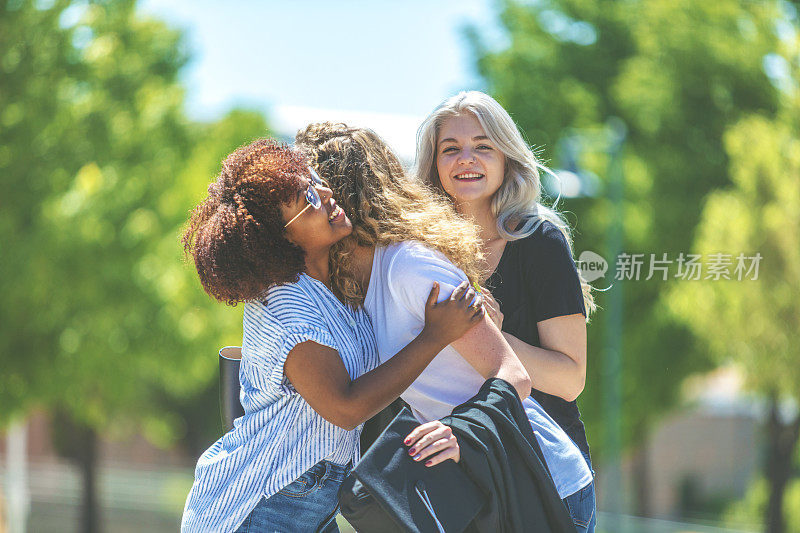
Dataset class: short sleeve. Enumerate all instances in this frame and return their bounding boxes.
[242,287,338,393]
[386,242,469,322]
[527,224,586,322]
[272,325,337,391]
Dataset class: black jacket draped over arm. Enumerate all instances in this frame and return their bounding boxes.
[441,378,574,533]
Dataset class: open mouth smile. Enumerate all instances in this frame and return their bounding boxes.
[328,204,343,222]
[453,172,484,182]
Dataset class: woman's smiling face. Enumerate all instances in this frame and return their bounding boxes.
[435,113,506,207]
[281,170,352,254]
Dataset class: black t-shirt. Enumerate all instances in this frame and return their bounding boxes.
[486,219,591,456]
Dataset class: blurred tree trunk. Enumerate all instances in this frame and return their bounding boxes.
[52,414,101,533]
[765,394,800,533]
[77,425,100,533]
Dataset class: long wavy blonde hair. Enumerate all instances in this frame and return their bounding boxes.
[414,91,595,316]
[295,122,485,307]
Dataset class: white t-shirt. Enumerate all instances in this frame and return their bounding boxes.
[364,241,592,499]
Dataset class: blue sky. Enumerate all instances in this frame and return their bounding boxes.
[139,0,505,123]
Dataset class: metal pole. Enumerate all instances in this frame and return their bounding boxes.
[602,117,627,531]
[5,418,30,533]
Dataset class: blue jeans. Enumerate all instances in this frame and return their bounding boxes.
[562,450,596,533]
[235,460,349,533]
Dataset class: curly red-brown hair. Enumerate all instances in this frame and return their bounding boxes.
[181,139,309,305]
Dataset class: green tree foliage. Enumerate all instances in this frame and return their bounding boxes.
[469,0,794,469]
[668,109,800,532]
[669,113,799,400]
[1,0,271,528]
[2,0,85,419]
[0,0,271,437]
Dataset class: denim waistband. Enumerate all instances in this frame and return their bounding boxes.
[307,459,350,484]
[323,460,351,483]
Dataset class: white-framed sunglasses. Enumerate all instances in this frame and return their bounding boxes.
[283,167,327,228]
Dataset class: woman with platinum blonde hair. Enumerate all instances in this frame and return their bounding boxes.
[297,122,592,528]
[414,91,598,533]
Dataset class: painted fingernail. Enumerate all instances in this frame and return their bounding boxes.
[403,438,411,445]
[413,454,421,461]
[408,448,416,455]
[425,460,433,467]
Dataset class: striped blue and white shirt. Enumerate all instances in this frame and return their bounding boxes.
[181,274,380,533]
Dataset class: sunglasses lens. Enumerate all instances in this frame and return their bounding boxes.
[306,185,321,209]
[308,167,324,187]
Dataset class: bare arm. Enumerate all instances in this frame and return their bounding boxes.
[450,314,532,400]
[284,282,483,430]
[285,336,445,430]
[502,314,587,402]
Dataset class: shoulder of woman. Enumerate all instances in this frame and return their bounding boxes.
[382,241,466,294]
[389,241,463,275]
[382,241,467,316]
[515,219,571,257]
[259,277,327,323]
[382,241,447,270]
[263,277,314,303]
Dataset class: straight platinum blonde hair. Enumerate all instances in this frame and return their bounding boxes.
[413,90,595,315]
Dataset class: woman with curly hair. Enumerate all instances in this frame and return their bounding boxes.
[295,123,591,516]
[179,140,481,533]
[414,91,597,532]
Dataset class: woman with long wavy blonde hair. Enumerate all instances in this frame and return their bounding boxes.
[296,122,592,516]
[296,123,484,307]
[414,90,597,532]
